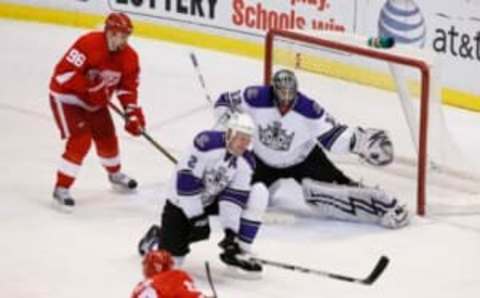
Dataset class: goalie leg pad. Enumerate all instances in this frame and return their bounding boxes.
[301,178,409,228]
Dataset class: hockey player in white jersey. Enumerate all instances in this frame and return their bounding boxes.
[138,113,266,275]
[214,69,409,229]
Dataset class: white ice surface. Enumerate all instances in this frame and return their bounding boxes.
[1,20,480,298]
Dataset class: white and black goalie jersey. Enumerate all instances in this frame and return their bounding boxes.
[168,130,255,218]
[214,86,356,168]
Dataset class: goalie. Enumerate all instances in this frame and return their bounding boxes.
[214,69,409,229]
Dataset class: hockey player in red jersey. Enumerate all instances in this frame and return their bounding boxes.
[131,250,205,298]
[49,12,145,211]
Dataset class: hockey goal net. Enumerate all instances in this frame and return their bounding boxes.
[264,29,480,216]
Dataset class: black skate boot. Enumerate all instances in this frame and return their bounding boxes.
[218,229,262,278]
[138,225,162,256]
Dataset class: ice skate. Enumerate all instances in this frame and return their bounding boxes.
[219,229,262,279]
[138,225,162,256]
[109,172,138,191]
[52,187,75,213]
[220,249,263,279]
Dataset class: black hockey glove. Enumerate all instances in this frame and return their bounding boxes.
[187,213,210,242]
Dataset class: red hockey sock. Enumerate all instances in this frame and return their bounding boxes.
[94,135,121,174]
[55,133,92,189]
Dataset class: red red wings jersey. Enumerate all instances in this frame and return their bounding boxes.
[50,31,139,109]
[131,270,204,298]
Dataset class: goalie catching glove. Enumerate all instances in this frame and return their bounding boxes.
[124,104,145,136]
[350,127,394,166]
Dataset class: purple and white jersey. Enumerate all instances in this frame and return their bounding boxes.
[214,85,355,168]
[168,130,255,218]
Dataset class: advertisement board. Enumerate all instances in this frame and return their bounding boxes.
[107,0,356,40]
[359,0,480,104]
[0,0,479,109]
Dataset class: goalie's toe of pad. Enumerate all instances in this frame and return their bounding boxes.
[380,204,410,229]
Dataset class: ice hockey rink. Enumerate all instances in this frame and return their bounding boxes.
[1,19,480,298]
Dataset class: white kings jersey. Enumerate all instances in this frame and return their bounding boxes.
[168,130,255,219]
[214,86,356,168]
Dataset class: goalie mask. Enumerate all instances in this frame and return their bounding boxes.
[272,69,298,110]
[226,113,255,156]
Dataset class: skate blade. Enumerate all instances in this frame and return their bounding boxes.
[110,183,137,193]
[51,200,74,213]
[224,265,263,280]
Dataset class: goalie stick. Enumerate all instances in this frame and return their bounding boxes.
[189,52,213,104]
[189,52,231,130]
[108,103,178,164]
[251,255,389,285]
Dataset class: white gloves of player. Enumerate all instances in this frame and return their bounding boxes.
[350,127,394,166]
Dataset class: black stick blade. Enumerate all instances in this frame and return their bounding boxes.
[362,255,390,285]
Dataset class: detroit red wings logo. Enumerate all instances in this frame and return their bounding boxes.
[87,69,122,87]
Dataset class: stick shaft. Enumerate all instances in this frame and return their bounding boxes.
[108,103,178,164]
[252,255,389,285]
[190,52,213,103]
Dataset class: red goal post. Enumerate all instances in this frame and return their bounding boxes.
[264,29,432,216]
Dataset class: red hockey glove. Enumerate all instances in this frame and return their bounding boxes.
[124,104,145,136]
[87,80,110,106]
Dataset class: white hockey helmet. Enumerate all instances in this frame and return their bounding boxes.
[226,113,255,138]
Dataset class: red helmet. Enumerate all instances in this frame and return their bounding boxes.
[142,250,174,278]
[105,12,133,34]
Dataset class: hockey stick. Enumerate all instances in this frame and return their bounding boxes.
[204,261,218,298]
[189,52,233,130]
[189,52,213,104]
[251,255,389,285]
[108,103,178,164]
